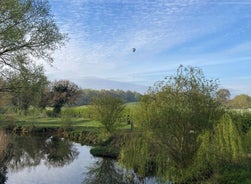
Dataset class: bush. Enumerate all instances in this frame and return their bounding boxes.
[90,146,119,159]
[45,109,55,117]
[230,111,251,134]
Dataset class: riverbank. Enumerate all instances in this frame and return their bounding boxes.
[1,123,128,159]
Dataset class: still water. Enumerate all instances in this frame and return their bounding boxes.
[0,134,159,184]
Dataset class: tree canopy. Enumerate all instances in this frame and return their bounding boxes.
[91,92,125,133]
[0,0,66,72]
[230,94,251,109]
[6,60,48,110]
[50,80,80,115]
[120,65,225,182]
[216,88,231,105]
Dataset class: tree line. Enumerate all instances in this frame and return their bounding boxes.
[0,73,142,114]
[76,89,142,106]
[216,88,251,109]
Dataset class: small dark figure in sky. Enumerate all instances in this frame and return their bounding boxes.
[132,48,136,52]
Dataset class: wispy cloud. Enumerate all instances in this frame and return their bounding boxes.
[47,0,251,95]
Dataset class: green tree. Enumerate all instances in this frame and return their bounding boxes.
[230,94,251,109]
[39,85,51,109]
[216,88,231,105]
[92,93,125,133]
[194,113,247,183]
[6,61,48,111]
[0,78,11,110]
[0,0,66,71]
[50,80,80,115]
[120,65,223,183]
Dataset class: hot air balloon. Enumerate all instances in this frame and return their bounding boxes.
[132,48,136,52]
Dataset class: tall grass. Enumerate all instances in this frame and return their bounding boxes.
[0,129,9,164]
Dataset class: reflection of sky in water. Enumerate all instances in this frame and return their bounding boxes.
[6,144,99,184]
[5,142,163,184]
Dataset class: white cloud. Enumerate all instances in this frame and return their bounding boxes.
[47,0,251,94]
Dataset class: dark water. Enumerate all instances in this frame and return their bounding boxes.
[0,134,160,184]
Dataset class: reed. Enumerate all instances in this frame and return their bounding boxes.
[0,129,9,163]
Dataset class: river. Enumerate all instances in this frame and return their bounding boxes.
[0,133,162,184]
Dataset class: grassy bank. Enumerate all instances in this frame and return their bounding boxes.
[0,105,133,158]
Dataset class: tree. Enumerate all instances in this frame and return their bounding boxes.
[50,80,79,115]
[120,65,224,182]
[92,92,125,133]
[0,77,11,109]
[230,94,251,109]
[0,0,66,72]
[216,88,231,105]
[6,61,48,111]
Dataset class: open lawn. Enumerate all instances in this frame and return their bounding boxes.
[0,103,138,130]
[0,114,131,129]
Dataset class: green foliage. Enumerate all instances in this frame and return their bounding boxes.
[90,146,119,158]
[0,78,11,110]
[213,114,245,162]
[45,109,55,117]
[120,66,237,183]
[216,161,251,184]
[216,88,231,106]
[229,111,251,134]
[50,80,80,115]
[62,106,93,119]
[191,113,247,183]
[230,94,251,109]
[0,129,9,163]
[244,129,251,153]
[0,0,66,70]
[6,62,48,110]
[120,131,159,178]
[60,108,74,129]
[91,93,125,133]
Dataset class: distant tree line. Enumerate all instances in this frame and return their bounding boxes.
[216,88,251,109]
[0,69,142,115]
[76,89,142,105]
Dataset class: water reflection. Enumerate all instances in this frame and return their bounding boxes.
[0,129,9,184]
[1,131,162,184]
[84,158,160,184]
[4,134,79,172]
[84,158,130,184]
[0,166,7,184]
[44,137,78,167]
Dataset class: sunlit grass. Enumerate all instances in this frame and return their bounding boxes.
[0,103,138,129]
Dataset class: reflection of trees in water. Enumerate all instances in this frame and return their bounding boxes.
[7,136,45,171]
[84,158,136,184]
[0,129,9,165]
[5,135,79,172]
[84,158,124,184]
[0,166,7,184]
[44,137,79,167]
[0,130,10,184]
[84,158,164,184]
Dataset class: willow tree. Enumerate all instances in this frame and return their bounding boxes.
[120,65,224,182]
[0,0,66,72]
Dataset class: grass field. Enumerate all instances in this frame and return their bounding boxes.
[0,103,137,129]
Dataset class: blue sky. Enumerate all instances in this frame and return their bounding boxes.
[45,0,251,97]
